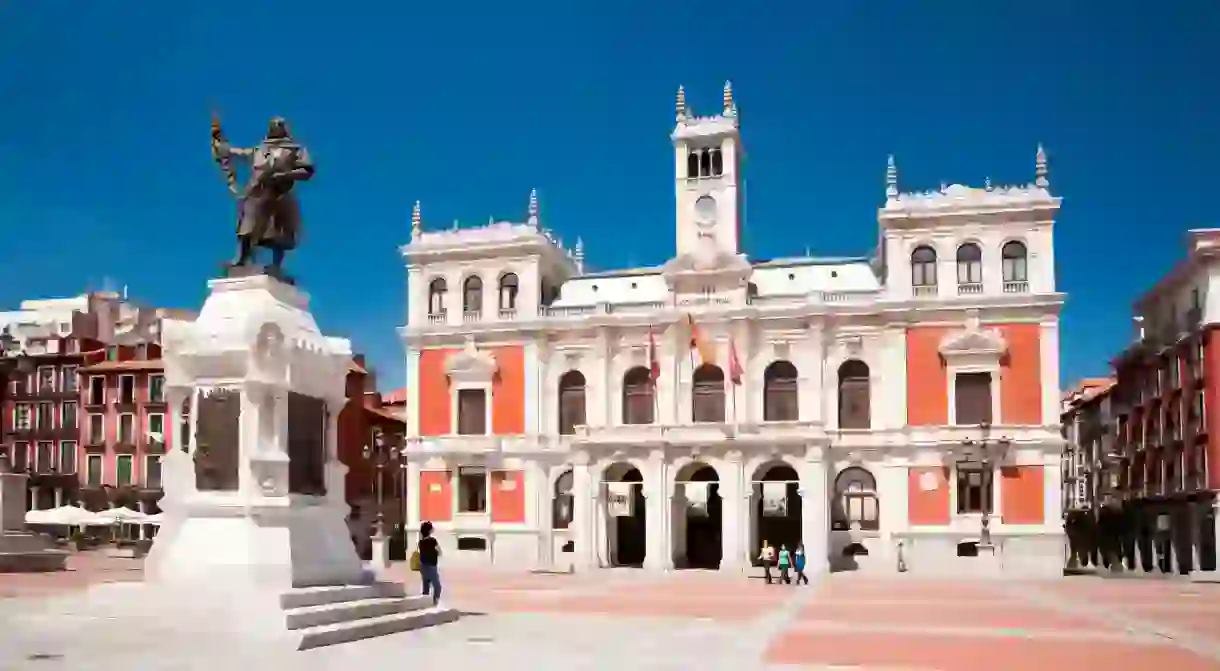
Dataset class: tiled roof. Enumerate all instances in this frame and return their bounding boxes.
[382,387,408,405]
[365,405,405,424]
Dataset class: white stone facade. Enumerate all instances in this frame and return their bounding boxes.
[399,84,1067,577]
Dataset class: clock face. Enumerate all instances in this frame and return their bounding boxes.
[693,196,717,228]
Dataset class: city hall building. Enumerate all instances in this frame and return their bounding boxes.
[398,83,1065,576]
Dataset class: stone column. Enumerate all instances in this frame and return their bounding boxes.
[644,452,668,571]
[531,461,553,569]
[404,461,422,549]
[800,446,830,574]
[54,487,63,509]
[570,454,596,571]
[29,486,39,511]
[878,459,908,566]
[719,451,744,571]
[138,500,147,541]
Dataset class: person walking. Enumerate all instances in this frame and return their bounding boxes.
[777,544,792,584]
[793,544,809,585]
[759,540,776,584]
[413,521,443,606]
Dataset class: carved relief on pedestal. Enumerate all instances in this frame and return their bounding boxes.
[194,387,242,491]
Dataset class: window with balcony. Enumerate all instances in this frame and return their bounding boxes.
[116,454,133,487]
[60,365,77,393]
[427,277,447,317]
[692,364,726,423]
[59,441,76,475]
[149,375,165,403]
[910,246,938,290]
[35,441,54,473]
[118,413,135,444]
[457,466,487,513]
[956,243,983,292]
[88,376,105,405]
[61,402,77,431]
[763,361,799,422]
[956,461,993,514]
[557,371,586,435]
[119,375,135,404]
[837,360,871,429]
[1001,241,1028,284]
[462,276,483,317]
[13,404,31,431]
[12,442,28,471]
[148,413,165,445]
[622,367,655,425]
[954,372,993,426]
[86,454,102,487]
[498,273,519,313]
[36,402,54,431]
[37,366,55,392]
[145,454,162,489]
[456,389,487,435]
[87,414,105,445]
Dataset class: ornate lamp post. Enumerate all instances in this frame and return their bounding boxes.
[362,427,403,571]
[961,423,1011,551]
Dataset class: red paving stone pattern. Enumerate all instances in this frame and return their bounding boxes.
[797,600,1116,632]
[766,631,1220,671]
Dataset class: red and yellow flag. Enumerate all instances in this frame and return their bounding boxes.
[685,314,716,366]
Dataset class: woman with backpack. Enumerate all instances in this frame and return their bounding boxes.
[410,521,443,605]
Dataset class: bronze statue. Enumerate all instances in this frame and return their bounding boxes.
[211,115,315,275]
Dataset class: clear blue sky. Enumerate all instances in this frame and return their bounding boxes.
[1,3,1216,392]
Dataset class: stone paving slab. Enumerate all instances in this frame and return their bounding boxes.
[3,561,1220,670]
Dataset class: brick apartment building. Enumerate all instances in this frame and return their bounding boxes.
[1061,378,1117,568]
[339,358,407,558]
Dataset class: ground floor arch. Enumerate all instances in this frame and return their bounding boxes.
[602,461,646,567]
[672,461,722,569]
[750,460,802,563]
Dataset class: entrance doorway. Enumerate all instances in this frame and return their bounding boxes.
[751,462,801,564]
[603,462,646,567]
[672,462,722,569]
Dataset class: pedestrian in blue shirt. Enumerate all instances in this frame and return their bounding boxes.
[793,544,810,585]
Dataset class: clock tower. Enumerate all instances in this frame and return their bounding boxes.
[672,81,742,261]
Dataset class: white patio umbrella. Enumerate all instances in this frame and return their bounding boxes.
[143,512,165,526]
[44,505,105,526]
[24,508,52,525]
[94,507,149,525]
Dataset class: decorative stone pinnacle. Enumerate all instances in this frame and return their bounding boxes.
[722,80,736,117]
[1035,143,1049,188]
[676,85,688,121]
[527,188,540,228]
[573,237,585,273]
[984,176,993,191]
[411,201,422,240]
[885,155,898,198]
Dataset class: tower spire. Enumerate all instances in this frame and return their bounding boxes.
[573,237,585,273]
[527,188,539,229]
[722,80,736,117]
[1034,143,1049,189]
[885,155,898,199]
[411,200,422,240]
[676,85,688,122]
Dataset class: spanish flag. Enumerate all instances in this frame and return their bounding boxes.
[685,314,716,365]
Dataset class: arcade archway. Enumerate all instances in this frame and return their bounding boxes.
[750,461,801,563]
[602,462,646,567]
[672,462,722,569]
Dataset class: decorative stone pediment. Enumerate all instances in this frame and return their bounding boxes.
[445,339,497,385]
[938,326,1006,366]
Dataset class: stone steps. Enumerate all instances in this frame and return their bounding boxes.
[279,582,458,650]
[0,549,68,572]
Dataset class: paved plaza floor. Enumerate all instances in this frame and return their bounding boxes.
[2,554,1219,669]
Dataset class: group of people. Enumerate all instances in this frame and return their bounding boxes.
[757,540,809,585]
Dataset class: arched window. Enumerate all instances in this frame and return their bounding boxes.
[763,360,799,422]
[834,467,879,531]
[553,470,574,529]
[557,371,586,435]
[498,273,519,312]
[1002,241,1028,283]
[692,364,725,423]
[462,276,483,315]
[910,246,937,287]
[710,148,724,176]
[622,366,654,425]
[837,360,871,429]
[956,243,983,286]
[699,150,711,178]
[427,278,447,315]
[687,152,700,179]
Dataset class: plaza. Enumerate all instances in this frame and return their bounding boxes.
[2,554,1220,669]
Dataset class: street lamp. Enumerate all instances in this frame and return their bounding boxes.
[362,427,403,570]
[961,423,1011,550]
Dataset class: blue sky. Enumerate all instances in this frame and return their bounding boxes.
[1,2,1216,391]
